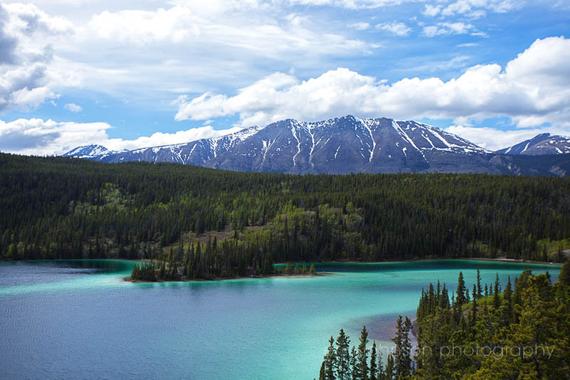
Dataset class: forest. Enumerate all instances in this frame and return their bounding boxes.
[318,260,570,379]
[1,153,570,279]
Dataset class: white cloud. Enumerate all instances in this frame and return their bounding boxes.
[88,6,198,45]
[32,3,372,103]
[0,118,243,155]
[175,37,570,134]
[423,22,478,37]
[64,102,82,112]
[286,0,410,9]
[0,3,72,112]
[0,63,57,111]
[422,1,520,19]
[423,4,441,17]
[1,1,376,111]
[3,2,73,35]
[0,118,109,155]
[349,22,371,30]
[376,22,411,36]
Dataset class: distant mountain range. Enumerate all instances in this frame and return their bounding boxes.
[496,133,570,155]
[64,115,570,176]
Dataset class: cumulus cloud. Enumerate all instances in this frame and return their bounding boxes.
[175,37,570,131]
[0,7,18,64]
[0,118,243,155]
[3,2,73,35]
[422,0,519,19]
[0,63,56,111]
[0,118,109,155]
[0,3,72,112]
[33,2,373,101]
[376,22,411,36]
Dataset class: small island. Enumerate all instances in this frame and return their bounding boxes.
[128,237,317,281]
[130,259,317,282]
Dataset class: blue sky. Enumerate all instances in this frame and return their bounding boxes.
[0,0,569,154]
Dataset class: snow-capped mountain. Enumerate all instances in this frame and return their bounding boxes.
[63,144,110,159]
[497,133,570,155]
[64,116,570,176]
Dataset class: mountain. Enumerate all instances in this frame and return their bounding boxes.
[64,115,570,176]
[63,144,110,159]
[497,133,570,155]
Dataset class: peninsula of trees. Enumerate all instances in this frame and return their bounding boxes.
[1,154,570,280]
[318,260,570,379]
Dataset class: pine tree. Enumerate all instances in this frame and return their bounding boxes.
[470,284,478,327]
[357,326,369,380]
[369,341,378,380]
[335,329,351,380]
[456,272,467,306]
[476,268,482,298]
[350,346,358,380]
[320,362,326,380]
[502,276,513,323]
[392,316,412,379]
[385,354,395,380]
[493,273,501,309]
[323,336,336,380]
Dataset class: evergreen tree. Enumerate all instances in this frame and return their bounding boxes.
[476,269,482,299]
[385,354,395,380]
[392,316,412,379]
[350,346,358,380]
[369,341,378,380]
[322,336,337,380]
[357,326,369,380]
[470,284,478,327]
[456,272,467,306]
[335,329,352,380]
[502,276,513,323]
[493,273,501,309]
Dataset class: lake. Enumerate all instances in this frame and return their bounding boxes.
[0,259,560,380]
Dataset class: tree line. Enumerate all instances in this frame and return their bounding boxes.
[2,153,570,265]
[318,260,570,379]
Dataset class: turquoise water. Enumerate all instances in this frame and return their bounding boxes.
[0,259,560,380]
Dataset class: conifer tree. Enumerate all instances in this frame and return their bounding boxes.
[369,341,378,380]
[470,284,478,327]
[384,354,395,380]
[357,326,369,380]
[456,272,467,306]
[502,276,513,323]
[335,329,351,380]
[476,269,482,298]
[322,336,336,380]
[493,274,501,309]
[392,316,412,379]
[350,346,358,379]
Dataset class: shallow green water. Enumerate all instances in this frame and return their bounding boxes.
[0,259,560,379]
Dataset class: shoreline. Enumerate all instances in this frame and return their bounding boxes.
[303,257,562,266]
[126,272,329,283]
[125,257,562,283]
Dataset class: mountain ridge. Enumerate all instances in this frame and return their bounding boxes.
[496,133,570,155]
[64,115,570,176]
